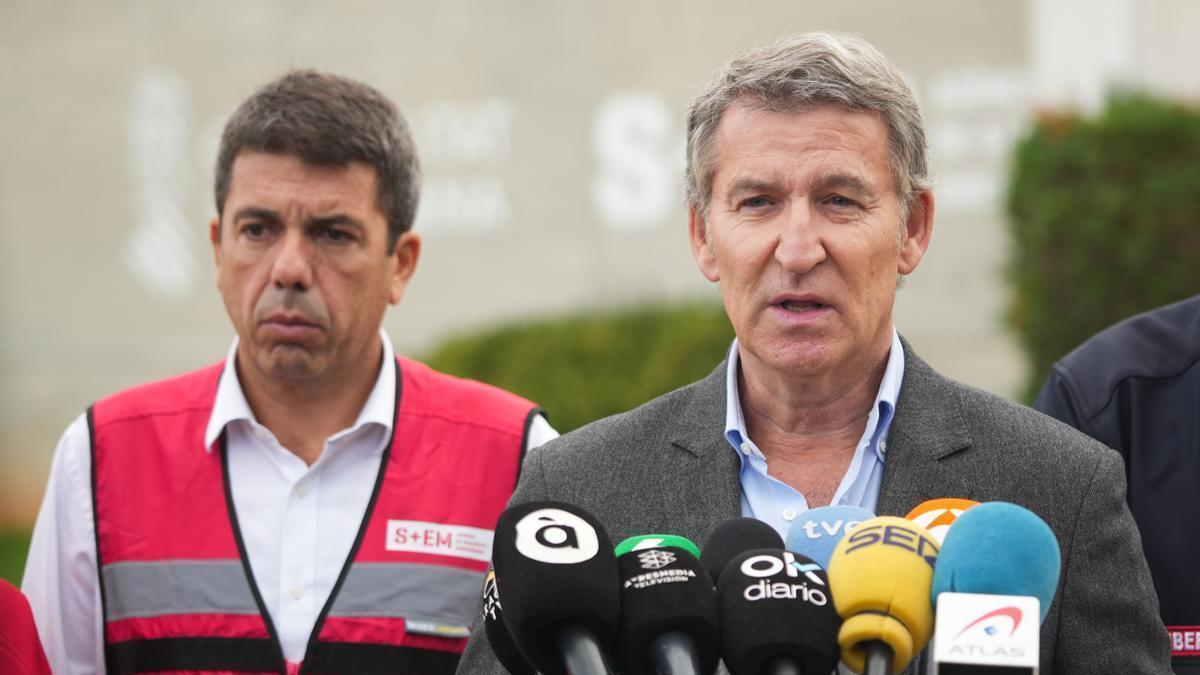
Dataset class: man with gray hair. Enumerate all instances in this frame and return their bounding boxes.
[459,33,1169,673]
[23,69,556,673]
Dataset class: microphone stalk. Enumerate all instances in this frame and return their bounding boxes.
[554,623,611,675]
[763,654,804,675]
[863,639,893,675]
[648,631,702,675]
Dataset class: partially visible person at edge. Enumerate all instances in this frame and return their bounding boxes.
[22,70,556,674]
[1035,294,1200,674]
[0,579,51,675]
[457,32,1171,674]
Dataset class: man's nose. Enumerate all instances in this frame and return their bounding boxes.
[774,201,827,274]
[270,230,314,290]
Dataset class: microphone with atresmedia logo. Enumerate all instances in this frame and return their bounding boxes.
[614,534,719,675]
[491,501,619,675]
[701,517,785,584]
[827,516,939,675]
[716,548,841,675]
[928,502,1061,674]
[785,505,874,569]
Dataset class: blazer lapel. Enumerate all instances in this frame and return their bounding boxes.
[876,339,975,516]
[663,359,744,544]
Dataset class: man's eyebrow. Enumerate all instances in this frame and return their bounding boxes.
[810,172,873,196]
[307,214,365,230]
[725,177,778,199]
[231,207,282,223]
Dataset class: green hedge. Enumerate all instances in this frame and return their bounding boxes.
[425,303,735,433]
[1006,94,1200,401]
[0,530,30,585]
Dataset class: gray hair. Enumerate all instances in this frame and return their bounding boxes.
[215,69,421,249]
[685,33,930,217]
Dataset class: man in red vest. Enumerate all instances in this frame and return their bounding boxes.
[0,580,51,675]
[22,70,555,674]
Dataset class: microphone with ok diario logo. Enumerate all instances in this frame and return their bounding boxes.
[827,516,939,675]
[613,534,719,675]
[491,501,619,675]
[928,502,1061,674]
[716,548,841,674]
[701,517,785,584]
[785,505,874,569]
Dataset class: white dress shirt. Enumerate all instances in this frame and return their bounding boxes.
[22,331,557,673]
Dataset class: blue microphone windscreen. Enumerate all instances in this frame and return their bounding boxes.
[931,502,1061,621]
[785,505,875,569]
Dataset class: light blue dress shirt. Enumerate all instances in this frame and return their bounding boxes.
[723,329,905,542]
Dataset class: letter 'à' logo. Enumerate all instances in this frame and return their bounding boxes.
[514,508,600,564]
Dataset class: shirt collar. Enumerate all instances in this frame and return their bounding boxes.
[203,328,397,451]
[723,328,905,462]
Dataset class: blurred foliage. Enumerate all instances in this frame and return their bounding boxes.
[1006,94,1200,402]
[425,303,735,432]
[1,529,30,585]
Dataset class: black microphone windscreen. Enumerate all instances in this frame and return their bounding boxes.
[702,518,784,583]
[716,549,840,675]
[616,546,720,675]
[481,569,536,675]
[491,501,620,675]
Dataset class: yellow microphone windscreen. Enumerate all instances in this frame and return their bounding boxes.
[827,516,939,674]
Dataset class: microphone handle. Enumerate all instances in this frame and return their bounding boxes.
[763,655,804,675]
[553,623,611,675]
[863,639,894,675]
[648,630,702,675]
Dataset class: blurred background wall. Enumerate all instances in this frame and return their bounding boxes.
[3,0,1199,532]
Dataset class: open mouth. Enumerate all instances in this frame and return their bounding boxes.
[779,300,827,313]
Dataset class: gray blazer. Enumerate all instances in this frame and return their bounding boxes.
[457,342,1171,674]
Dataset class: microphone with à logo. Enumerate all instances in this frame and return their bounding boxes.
[614,534,719,675]
[491,501,620,675]
[716,548,841,675]
[480,569,535,675]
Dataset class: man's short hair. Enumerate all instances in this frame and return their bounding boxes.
[214,69,420,248]
[685,33,930,217]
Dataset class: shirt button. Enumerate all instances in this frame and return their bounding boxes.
[296,483,309,498]
[740,442,753,456]
[879,440,888,453]
[290,587,304,601]
[782,509,797,522]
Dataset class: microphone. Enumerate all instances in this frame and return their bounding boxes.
[614,535,720,675]
[904,498,980,545]
[785,505,874,569]
[481,569,536,675]
[701,517,784,583]
[716,548,841,675]
[928,502,1061,674]
[492,501,620,675]
[615,533,703,559]
[827,516,939,675]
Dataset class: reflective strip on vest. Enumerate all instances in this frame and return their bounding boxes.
[104,559,482,629]
[330,562,483,631]
[103,560,258,621]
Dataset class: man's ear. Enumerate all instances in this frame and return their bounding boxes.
[898,190,934,276]
[210,216,223,270]
[388,231,421,305]
[688,206,720,282]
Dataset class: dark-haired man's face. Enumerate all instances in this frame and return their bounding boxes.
[211,151,419,390]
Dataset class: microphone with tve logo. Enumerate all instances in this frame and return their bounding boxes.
[614,535,719,675]
[716,549,841,675]
[701,517,785,584]
[785,505,874,569]
[827,516,939,675]
[491,501,619,675]
[929,502,1061,674]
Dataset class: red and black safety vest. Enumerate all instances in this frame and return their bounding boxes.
[89,357,538,674]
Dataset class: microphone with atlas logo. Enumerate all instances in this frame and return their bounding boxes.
[827,516,939,675]
[716,549,841,674]
[928,502,1061,674]
[491,501,619,675]
[613,534,719,675]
